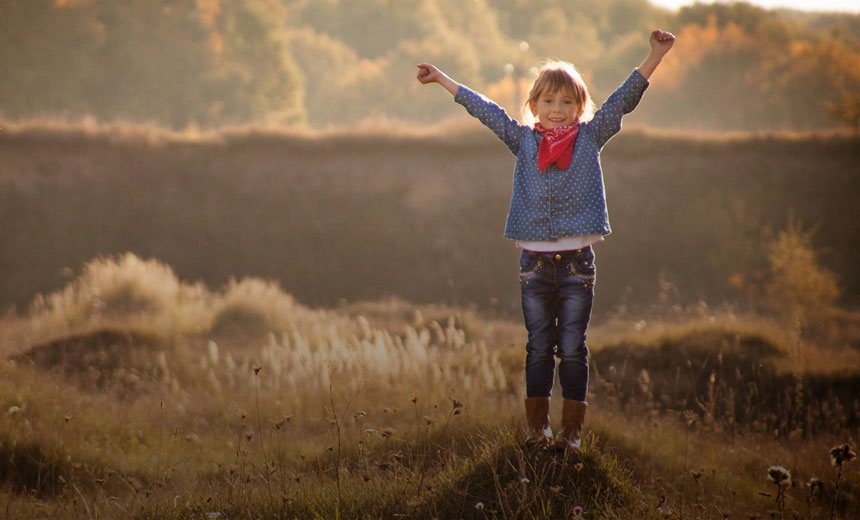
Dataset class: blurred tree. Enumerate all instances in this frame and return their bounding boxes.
[1,0,858,131]
[286,27,362,127]
[0,0,103,119]
[206,0,306,125]
[285,0,431,59]
[0,0,305,128]
[826,92,860,134]
[765,218,839,324]
[86,0,220,127]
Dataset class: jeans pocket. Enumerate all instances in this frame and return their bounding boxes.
[519,251,541,285]
[568,248,596,276]
[566,249,596,288]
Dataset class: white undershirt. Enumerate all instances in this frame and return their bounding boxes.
[516,234,604,252]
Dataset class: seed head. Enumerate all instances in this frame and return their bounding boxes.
[807,477,823,496]
[829,444,856,467]
[767,465,791,486]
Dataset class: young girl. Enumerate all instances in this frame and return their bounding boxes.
[417,30,675,449]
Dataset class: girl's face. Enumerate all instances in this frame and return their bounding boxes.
[529,88,580,129]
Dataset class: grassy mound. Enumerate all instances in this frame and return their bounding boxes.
[10,328,165,398]
[591,328,860,435]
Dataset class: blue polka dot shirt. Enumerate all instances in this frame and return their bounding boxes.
[454,69,649,241]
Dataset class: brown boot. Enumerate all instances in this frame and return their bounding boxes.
[556,399,587,450]
[524,397,553,444]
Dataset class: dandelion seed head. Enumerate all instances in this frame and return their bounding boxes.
[808,477,823,495]
[767,465,791,485]
[829,444,856,467]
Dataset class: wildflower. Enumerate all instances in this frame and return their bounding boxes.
[474,501,484,510]
[807,477,823,496]
[829,444,856,467]
[767,465,791,486]
[572,505,583,515]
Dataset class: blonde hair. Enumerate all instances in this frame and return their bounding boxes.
[523,60,595,126]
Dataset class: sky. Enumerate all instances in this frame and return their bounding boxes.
[649,0,860,13]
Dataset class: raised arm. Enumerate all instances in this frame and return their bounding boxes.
[637,30,675,80]
[416,63,460,96]
[417,63,525,155]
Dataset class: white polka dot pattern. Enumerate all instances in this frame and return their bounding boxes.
[454,69,649,241]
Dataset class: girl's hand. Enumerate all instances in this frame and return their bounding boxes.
[416,64,443,85]
[416,63,460,95]
[650,30,675,57]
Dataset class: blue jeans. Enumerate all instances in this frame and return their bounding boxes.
[519,246,595,401]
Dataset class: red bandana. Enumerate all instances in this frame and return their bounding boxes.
[535,122,579,172]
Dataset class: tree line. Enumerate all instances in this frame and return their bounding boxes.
[2,0,858,131]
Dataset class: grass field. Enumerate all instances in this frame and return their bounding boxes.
[1,254,858,519]
[1,122,859,318]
